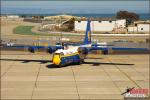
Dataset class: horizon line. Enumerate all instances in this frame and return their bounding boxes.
[2,0,149,1]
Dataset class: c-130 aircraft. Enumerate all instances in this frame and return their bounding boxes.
[6,20,149,67]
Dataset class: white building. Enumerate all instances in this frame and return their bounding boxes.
[128,21,150,33]
[7,15,19,19]
[137,23,150,32]
[127,25,137,32]
[5,15,23,21]
[74,19,126,32]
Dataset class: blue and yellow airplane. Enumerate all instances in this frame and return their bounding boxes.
[50,20,149,66]
[4,20,149,67]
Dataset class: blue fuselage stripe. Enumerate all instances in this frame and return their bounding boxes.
[60,54,80,65]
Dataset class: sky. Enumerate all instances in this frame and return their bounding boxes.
[1,0,149,14]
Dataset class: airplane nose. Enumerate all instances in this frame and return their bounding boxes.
[53,55,60,65]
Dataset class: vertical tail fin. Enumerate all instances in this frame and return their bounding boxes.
[83,20,91,44]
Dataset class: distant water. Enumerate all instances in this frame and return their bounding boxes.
[1,13,149,20]
[72,13,150,20]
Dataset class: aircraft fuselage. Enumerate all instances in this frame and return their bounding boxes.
[52,52,82,66]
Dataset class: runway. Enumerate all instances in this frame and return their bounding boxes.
[1,51,149,99]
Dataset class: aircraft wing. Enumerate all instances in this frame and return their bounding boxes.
[90,46,149,51]
[0,58,52,64]
[89,46,149,54]
[2,44,64,54]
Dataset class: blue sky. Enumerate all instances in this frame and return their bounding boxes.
[1,0,149,14]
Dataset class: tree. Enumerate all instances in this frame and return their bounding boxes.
[116,11,139,24]
[60,18,75,32]
[68,18,75,31]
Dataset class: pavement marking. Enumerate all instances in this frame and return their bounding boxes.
[100,64,122,94]
[128,56,149,80]
[1,55,19,77]
[71,66,80,100]
[31,57,42,99]
[107,57,142,89]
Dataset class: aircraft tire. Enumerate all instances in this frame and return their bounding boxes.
[77,59,84,65]
[58,64,65,68]
[58,65,63,68]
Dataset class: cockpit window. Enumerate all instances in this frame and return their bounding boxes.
[60,52,64,56]
[54,53,60,55]
[56,43,61,46]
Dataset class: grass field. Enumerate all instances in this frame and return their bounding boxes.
[13,25,80,37]
[13,26,34,35]
[13,25,47,35]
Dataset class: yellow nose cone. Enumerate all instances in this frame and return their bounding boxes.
[53,55,61,65]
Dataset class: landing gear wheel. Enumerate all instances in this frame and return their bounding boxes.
[58,64,65,68]
[77,59,84,65]
[58,65,63,68]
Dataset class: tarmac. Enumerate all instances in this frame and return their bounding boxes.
[1,51,149,99]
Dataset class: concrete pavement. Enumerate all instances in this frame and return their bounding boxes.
[1,52,149,99]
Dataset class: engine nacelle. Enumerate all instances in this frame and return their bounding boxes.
[28,46,38,53]
[47,47,57,54]
[78,47,89,55]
